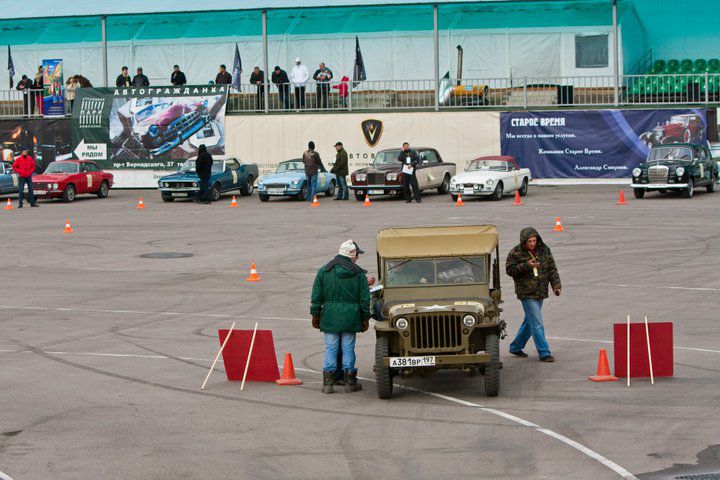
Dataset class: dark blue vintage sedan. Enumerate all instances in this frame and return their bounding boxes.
[0,162,19,196]
[158,156,259,202]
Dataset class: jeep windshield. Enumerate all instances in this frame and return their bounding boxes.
[648,147,693,163]
[179,159,224,173]
[373,150,402,166]
[386,257,487,286]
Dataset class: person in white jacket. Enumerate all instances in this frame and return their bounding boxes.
[290,58,310,109]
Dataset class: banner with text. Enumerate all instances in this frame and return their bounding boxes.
[42,59,65,117]
[500,109,708,178]
[71,85,228,170]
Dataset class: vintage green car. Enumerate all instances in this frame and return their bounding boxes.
[373,225,505,399]
[631,143,718,198]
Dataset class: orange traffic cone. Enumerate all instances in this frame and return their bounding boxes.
[63,218,74,234]
[589,349,618,382]
[513,191,523,206]
[363,194,372,207]
[617,190,627,205]
[455,194,464,206]
[310,195,320,207]
[136,196,145,209]
[275,353,303,385]
[4,198,12,210]
[553,217,564,232]
[245,263,261,282]
[230,196,238,208]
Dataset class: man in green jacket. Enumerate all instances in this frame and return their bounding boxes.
[311,239,371,393]
[506,227,562,362]
[331,141,349,201]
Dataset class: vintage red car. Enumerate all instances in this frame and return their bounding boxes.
[31,160,114,202]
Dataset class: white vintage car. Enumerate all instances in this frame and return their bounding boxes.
[449,156,531,201]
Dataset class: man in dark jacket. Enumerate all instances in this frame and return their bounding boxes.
[313,62,333,109]
[302,141,325,203]
[215,65,232,85]
[195,144,213,204]
[249,67,265,110]
[311,239,371,394]
[331,141,349,200]
[271,66,290,109]
[116,67,132,88]
[12,147,38,208]
[132,67,150,87]
[506,227,562,362]
[171,65,187,86]
[398,142,421,203]
[16,75,33,115]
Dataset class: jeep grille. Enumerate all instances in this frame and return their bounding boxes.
[409,314,464,352]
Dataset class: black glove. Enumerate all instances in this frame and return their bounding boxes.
[312,315,320,329]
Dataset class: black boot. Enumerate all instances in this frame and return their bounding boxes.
[322,371,334,394]
[344,370,362,393]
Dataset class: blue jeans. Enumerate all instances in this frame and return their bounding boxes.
[18,176,35,206]
[323,332,357,372]
[335,174,348,200]
[509,299,551,358]
[306,174,318,202]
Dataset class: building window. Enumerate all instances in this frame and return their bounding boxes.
[575,34,609,68]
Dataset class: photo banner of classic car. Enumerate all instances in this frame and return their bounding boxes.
[500,109,708,178]
[71,85,228,170]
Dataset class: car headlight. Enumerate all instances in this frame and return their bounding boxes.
[356,174,366,182]
[163,182,169,188]
[52,183,58,189]
[632,168,641,178]
[473,183,480,190]
[386,173,398,181]
[462,315,476,327]
[290,178,300,185]
[675,167,685,177]
[395,317,408,330]
[486,179,494,186]
[192,182,198,187]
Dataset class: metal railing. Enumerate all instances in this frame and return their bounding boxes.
[1,74,718,118]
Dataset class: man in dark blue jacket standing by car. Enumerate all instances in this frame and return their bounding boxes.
[195,145,213,204]
[398,142,421,203]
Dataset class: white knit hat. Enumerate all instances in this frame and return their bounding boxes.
[338,239,357,258]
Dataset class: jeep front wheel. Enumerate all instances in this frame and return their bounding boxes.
[484,333,500,397]
[375,336,393,399]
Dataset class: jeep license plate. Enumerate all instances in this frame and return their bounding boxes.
[389,356,436,368]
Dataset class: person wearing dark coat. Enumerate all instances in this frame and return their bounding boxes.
[195,144,213,204]
[171,65,187,86]
[249,66,265,110]
[506,227,562,362]
[302,141,326,203]
[330,141,349,200]
[116,67,132,88]
[132,67,150,87]
[398,142,421,203]
[271,66,290,109]
[215,65,232,85]
[16,75,33,115]
[313,62,333,109]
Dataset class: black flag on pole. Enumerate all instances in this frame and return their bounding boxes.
[353,36,366,87]
[231,44,242,92]
[7,45,15,89]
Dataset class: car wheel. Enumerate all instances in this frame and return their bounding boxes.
[240,175,254,196]
[437,174,451,194]
[683,178,694,198]
[484,333,500,397]
[259,193,269,202]
[633,188,645,199]
[518,177,528,196]
[324,180,336,197]
[451,194,458,202]
[62,184,76,203]
[354,191,365,201]
[491,181,503,201]
[375,335,393,400]
[706,175,717,193]
[210,183,221,202]
[96,181,109,198]
[295,183,308,201]
[161,194,174,203]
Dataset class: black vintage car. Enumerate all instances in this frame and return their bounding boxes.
[631,143,718,198]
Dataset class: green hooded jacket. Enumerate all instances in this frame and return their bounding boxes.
[505,227,562,300]
[310,256,371,333]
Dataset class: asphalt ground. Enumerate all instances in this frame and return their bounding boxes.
[0,185,718,480]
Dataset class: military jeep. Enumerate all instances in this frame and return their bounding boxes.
[373,225,504,399]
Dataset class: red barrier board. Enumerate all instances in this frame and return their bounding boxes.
[613,322,673,378]
[218,329,280,382]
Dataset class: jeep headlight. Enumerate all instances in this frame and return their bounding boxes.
[462,315,476,327]
[675,167,685,177]
[356,173,367,182]
[486,179,494,186]
[632,168,641,178]
[395,317,408,330]
[192,182,198,187]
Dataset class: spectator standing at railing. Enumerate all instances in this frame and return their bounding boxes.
[215,64,232,85]
[33,67,43,115]
[132,67,150,87]
[171,65,187,86]
[76,75,92,88]
[313,62,333,109]
[16,75,33,116]
[271,66,290,109]
[333,75,349,108]
[65,76,78,111]
[116,67,132,88]
[290,58,310,109]
[249,66,265,110]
